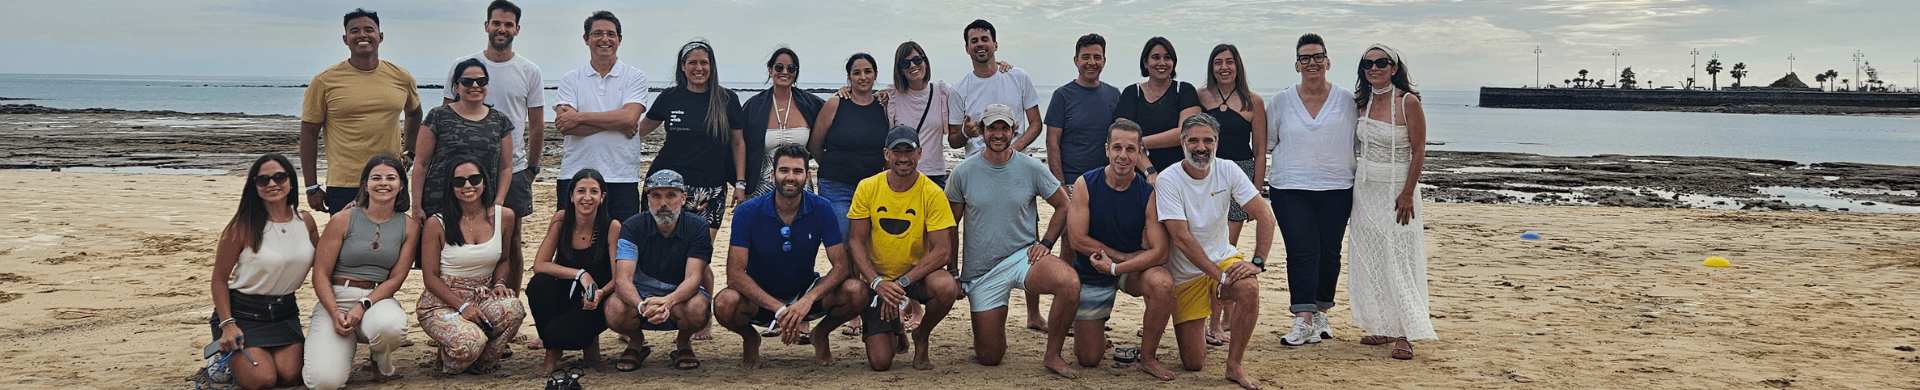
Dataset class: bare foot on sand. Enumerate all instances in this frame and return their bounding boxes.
[1226,364,1261,390]
[1043,355,1080,379]
[741,337,764,369]
[1137,357,1175,381]
[694,325,714,341]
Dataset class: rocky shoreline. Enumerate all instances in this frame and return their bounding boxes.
[3,107,1915,212]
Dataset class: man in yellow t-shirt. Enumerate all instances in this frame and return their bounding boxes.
[299,8,423,213]
[845,126,962,372]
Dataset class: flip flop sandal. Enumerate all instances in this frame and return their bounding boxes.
[1360,335,1395,345]
[670,349,701,370]
[613,346,651,372]
[840,324,862,337]
[1113,347,1141,364]
[1205,332,1227,346]
[797,333,812,346]
[1391,338,1413,360]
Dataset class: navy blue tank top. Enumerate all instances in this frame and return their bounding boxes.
[1072,167,1154,286]
[817,96,890,185]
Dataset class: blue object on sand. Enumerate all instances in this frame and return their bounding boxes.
[1520,231,1542,240]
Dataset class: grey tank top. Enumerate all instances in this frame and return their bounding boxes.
[333,207,408,282]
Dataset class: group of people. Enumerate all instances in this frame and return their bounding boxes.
[206,2,1435,390]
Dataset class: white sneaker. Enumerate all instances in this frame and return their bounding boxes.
[1279,317,1321,346]
[1313,311,1333,340]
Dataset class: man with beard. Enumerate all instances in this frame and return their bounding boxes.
[846,126,962,371]
[608,170,713,371]
[944,104,1082,378]
[300,8,422,213]
[946,18,1051,334]
[1155,113,1276,390]
[712,143,867,368]
[441,0,543,306]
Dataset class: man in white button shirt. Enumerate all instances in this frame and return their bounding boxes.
[554,10,648,222]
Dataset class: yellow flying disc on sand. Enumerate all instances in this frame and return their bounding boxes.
[1702,256,1731,268]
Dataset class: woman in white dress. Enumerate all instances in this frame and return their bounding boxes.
[1346,43,1435,360]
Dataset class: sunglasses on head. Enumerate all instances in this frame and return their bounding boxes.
[771,63,798,73]
[252,171,291,186]
[898,55,927,69]
[452,174,486,187]
[1359,58,1396,70]
[458,76,489,87]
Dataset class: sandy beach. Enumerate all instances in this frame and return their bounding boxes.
[3,168,1918,389]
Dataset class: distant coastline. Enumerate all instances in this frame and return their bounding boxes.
[1479,87,1920,116]
[140,83,840,94]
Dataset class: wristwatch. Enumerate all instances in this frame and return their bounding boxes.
[895,276,912,290]
[1249,256,1267,273]
[306,184,325,196]
[732,181,747,189]
[358,298,373,310]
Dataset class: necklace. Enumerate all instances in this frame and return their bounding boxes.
[1371,85,1394,95]
[773,91,792,128]
[1144,81,1167,102]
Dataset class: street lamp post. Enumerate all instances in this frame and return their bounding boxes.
[1690,48,1700,89]
[1853,50,1864,91]
[1912,57,1918,93]
[1534,46,1543,88]
[1612,50,1620,88]
[1788,54,1795,75]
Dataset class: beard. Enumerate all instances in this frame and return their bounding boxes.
[652,207,679,227]
[777,179,803,198]
[490,33,514,50]
[1186,150,1212,168]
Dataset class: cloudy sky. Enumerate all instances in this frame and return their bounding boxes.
[2,0,1913,91]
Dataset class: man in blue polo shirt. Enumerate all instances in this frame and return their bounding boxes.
[714,143,866,369]
[607,169,714,371]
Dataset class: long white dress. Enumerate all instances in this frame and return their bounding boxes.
[1347,91,1437,341]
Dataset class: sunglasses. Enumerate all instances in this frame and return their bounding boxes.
[898,55,927,69]
[458,76,489,87]
[771,63,799,74]
[1359,58,1396,70]
[252,171,291,186]
[452,174,486,188]
[779,225,792,252]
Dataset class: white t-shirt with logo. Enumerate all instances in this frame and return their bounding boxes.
[1156,157,1261,284]
[947,67,1040,156]
[443,52,544,173]
[555,61,649,183]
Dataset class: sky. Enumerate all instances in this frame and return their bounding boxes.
[1,0,1915,92]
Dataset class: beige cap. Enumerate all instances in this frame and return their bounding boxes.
[980,103,1017,127]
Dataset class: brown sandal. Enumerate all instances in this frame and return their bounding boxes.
[1360,335,1394,345]
[1390,338,1413,360]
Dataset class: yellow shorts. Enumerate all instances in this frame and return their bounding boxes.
[1173,255,1243,324]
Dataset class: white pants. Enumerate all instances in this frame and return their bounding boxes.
[302,285,408,389]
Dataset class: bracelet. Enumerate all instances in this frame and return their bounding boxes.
[493,283,506,289]
[1109,263,1117,275]
[574,269,586,280]
[218,317,237,327]
[871,277,885,291]
[774,305,788,319]
[457,302,472,313]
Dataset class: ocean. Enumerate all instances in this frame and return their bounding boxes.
[4,73,1917,166]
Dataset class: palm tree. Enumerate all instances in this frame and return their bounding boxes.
[1824,70,1841,91]
[1577,69,1590,88]
[1730,62,1747,87]
[1705,59,1723,90]
[1815,73,1829,91]
[1619,67,1637,89]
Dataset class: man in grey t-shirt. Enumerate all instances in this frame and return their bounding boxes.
[944,104,1082,378]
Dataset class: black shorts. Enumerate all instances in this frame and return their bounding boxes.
[504,168,534,218]
[860,281,937,338]
[748,277,832,327]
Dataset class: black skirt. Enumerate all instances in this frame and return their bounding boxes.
[209,295,304,349]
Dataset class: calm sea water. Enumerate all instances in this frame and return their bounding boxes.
[5,74,1917,166]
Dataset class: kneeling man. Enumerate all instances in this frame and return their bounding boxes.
[1158,113,1275,390]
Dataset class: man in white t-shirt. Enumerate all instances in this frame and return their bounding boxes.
[442,0,544,294]
[946,19,1042,157]
[943,18,1051,332]
[1155,113,1274,390]
[555,11,649,222]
